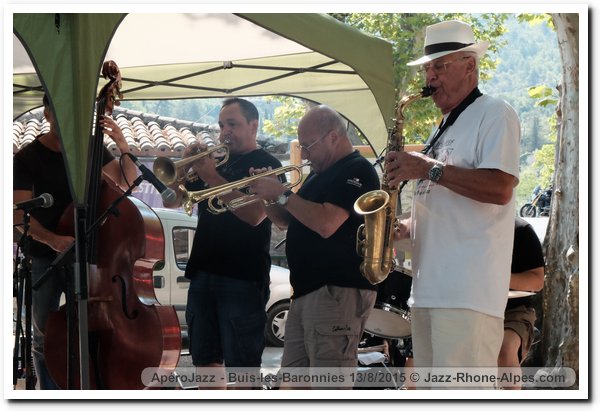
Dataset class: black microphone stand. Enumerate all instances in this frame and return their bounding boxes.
[33,175,144,290]
[31,175,144,389]
[13,212,36,390]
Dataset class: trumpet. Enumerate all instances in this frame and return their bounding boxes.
[179,162,310,216]
[153,144,229,185]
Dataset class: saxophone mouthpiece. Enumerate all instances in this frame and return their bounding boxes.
[422,86,436,97]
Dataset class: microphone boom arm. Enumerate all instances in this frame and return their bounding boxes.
[32,175,145,291]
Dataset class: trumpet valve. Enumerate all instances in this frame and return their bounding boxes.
[179,185,194,216]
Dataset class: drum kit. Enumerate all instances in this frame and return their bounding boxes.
[359,265,538,379]
[364,268,413,339]
[355,210,540,388]
[354,267,413,389]
[354,267,412,389]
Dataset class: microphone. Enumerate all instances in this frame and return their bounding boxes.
[13,193,54,211]
[126,153,177,205]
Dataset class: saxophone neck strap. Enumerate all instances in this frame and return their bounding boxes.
[423,87,483,155]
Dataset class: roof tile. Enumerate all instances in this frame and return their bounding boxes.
[13,107,221,158]
[13,106,288,161]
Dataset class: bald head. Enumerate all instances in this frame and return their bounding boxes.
[298,105,347,140]
[297,105,354,172]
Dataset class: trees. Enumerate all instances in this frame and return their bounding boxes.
[335,13,581,387]
[540,12,580,388]
[261,96,308,142]
[517,85,558,205]
[331,13,509,143]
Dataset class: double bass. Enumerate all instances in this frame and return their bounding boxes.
[44,61,181,389]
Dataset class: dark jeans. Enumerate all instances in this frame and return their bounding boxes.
[31,256,69,390]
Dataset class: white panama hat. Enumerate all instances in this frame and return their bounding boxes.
[407,20,490,66]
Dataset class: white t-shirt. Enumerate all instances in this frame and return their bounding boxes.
[409,94,521,319]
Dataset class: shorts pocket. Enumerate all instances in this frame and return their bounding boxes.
[231,311,266,367]
[314,322,361,363]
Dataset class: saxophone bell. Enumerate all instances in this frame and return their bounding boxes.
[354,87,433,285]
[354,190,396,284]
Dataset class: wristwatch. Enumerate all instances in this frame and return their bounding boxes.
[276,189,294,206]
[428,162,444,183]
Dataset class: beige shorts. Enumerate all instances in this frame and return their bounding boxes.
[281,285,377,369]
[504,305,537,362]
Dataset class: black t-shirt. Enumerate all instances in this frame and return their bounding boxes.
[184,148,283,289]
[13,137,114,259]
[506,216,545,309]
[286,151,380,298]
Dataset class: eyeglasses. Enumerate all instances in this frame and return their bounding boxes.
[297,130,332,155]
[418,56,470,75]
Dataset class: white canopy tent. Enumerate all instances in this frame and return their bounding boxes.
[14,13,395,202]
[12,13,396,389]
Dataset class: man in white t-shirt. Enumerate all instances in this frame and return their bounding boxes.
[385,20,520,388]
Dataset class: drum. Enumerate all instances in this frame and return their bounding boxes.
[364,269,412,339]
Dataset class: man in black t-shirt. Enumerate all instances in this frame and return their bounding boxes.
[167,98,282,388]
[13,94,137,389]
[498,217,545,389]
[250,105,380,389]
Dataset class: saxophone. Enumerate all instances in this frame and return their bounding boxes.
[354,86,435,284]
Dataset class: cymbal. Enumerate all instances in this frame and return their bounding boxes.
[508,290,536,299]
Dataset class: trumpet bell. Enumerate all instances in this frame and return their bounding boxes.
[152,144,229,185]
[153,157,177,185]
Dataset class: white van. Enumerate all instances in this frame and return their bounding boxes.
[151,208,290,350]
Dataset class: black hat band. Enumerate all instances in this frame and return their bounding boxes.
[424,42,473,56]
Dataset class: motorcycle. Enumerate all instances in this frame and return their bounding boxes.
[520,186,552,217]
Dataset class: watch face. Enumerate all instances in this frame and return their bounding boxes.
[277,190,293,205]
[429,164,443,182]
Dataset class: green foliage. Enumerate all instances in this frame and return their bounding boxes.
[261,96,307,141]
[528,85,558,108]
[516,165,541,205]
[332,13,509,144]
[334,13,560,209]
[481,15,559,206]
[119,13,561,207]
[517,143,556,206]
[514,80,558,206]
[533,144,557,186]
[517,13,554,30]
[484,16,559,155]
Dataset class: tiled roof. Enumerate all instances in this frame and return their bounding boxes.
[13,117,51,152]
[13,107,222,158]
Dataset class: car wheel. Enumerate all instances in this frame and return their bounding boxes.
[265,301,289,347]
